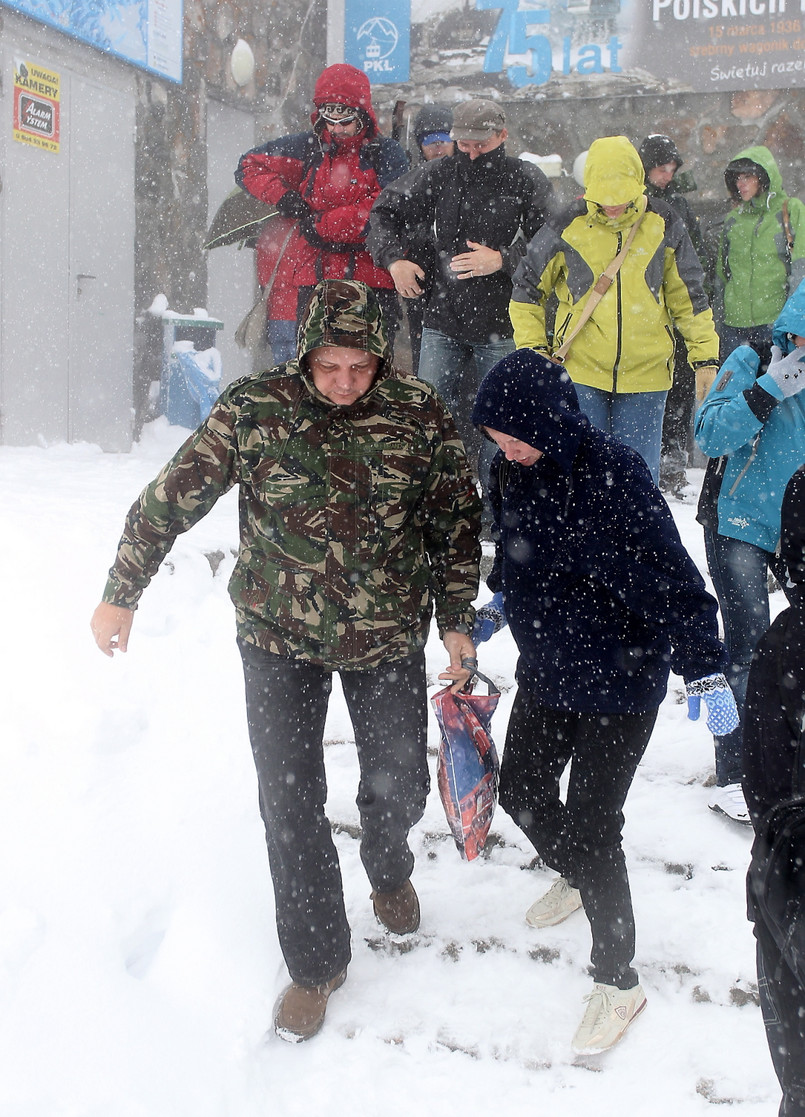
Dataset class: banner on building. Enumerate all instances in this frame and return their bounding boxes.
[1,0,182,83]
[13,59,60,153]
[414,0,805,93]
[633,0,805,91]
[344,0,410,82]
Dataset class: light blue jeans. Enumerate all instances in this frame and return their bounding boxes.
[418,327,515,496]
[574,384,668,485]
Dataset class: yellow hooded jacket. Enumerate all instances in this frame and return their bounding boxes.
[509,136,718,393]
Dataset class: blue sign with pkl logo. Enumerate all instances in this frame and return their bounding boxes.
[344,0,410,83]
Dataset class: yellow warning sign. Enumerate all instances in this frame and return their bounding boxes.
[13,59,61,153]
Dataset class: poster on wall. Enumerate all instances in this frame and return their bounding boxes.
[345,0,411,82]
[13,59,60,153]
[408,0,805,93]
[0,0,182,83]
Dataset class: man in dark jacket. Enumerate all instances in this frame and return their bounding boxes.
[90,280,481,1044]
[639,134,708,496]
[368,100,553,488]
[471,349,735,1054]
[744,465,805,1117]
[236,64,408,363]
[394,104,455,375]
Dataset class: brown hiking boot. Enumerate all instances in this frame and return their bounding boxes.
[273,968,347,1043]
[371,879,420,935]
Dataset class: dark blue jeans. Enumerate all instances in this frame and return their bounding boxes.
[418,327,514,497]
[704,531,779,786]
[499,691,656,989]
[266,319,297,365]
[239,641,429,985]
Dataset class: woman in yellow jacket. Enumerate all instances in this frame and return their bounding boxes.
[509,136,719,483]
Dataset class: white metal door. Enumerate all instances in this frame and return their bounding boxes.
[0,29,135,450]
[67,75,135,449]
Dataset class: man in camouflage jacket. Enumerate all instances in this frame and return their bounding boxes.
[91,280,481,1041]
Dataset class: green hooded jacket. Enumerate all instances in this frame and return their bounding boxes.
[103,280,481,668]
[718,145,805,328]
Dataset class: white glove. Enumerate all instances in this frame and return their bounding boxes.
[767,344,805,398]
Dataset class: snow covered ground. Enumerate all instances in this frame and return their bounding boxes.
[0,420,785,1116]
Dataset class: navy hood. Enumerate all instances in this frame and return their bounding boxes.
[772,278,805,353]
[472,349,588,473]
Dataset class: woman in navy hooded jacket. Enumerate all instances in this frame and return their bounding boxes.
[471,350,734,1054]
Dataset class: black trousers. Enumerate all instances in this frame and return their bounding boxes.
[499,691,656,989]
[660,331,694,481]
[239,641,429,985]
[756,926,805,1116]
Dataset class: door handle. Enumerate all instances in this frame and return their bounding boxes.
[76,273,96,297]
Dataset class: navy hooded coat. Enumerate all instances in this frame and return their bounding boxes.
[472,350,727,714]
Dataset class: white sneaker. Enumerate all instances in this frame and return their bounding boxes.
[572,982,647,1054]
[525,877,583,928]
[708,783,751,825]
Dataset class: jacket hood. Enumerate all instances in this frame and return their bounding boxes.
[772,278,805,352]
[472,349,587,472]
[413,104,453,146]
[638,134,682,173]
[781,464,805,600]
[296,280,391,368]
[724,145,780,201]
[311,64,378,137]
[584,136,646,209]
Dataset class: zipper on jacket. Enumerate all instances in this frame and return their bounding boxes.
[612,230,623,392]
[728,433,761,496]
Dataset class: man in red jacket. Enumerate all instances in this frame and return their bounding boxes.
[236,64,408,363]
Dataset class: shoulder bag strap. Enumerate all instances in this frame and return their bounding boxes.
[554,211,645,363]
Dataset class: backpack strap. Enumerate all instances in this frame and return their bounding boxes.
[782,200,794,273]
[554,211,645,363]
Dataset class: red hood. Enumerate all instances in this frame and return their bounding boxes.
[311,64,378,137]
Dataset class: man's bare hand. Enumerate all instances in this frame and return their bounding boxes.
[451,241,503,280]
[439,630,478,694]
[90,602,134,657]
[388,259,426,299]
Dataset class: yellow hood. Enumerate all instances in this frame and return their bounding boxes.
[584,136,646,209]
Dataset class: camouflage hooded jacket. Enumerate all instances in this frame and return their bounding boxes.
[103,281,482,668]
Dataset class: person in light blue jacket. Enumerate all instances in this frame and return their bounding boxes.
[695,278,805,823]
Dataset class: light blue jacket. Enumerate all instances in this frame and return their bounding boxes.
[695,279,805,552]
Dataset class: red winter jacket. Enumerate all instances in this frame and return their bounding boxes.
[236,65,408,320]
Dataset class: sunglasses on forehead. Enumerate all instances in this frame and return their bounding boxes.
[318,103,360,125]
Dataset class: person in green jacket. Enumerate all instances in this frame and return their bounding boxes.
[90,279,482,1044]
[718,145,805,363]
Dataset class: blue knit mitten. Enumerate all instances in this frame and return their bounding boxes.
[686,673,739,735]
[471,592,507,646]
